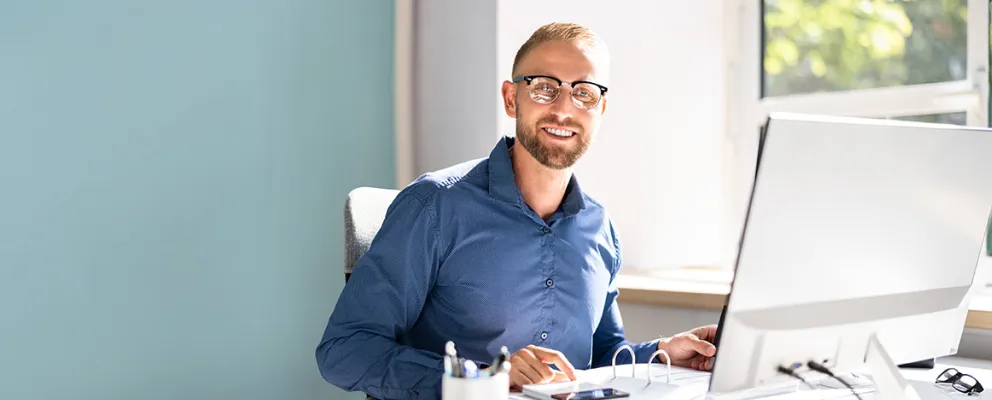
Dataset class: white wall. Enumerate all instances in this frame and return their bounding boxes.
[497,0,731,270]
[618,303,722,343]
[413,0,502,178]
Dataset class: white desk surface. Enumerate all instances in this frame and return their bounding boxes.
[508,356,992,400]
[898,357,991,400]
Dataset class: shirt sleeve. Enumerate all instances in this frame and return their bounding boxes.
[590,220,662,368]
[590,283,662,368]
[316,187,444,400]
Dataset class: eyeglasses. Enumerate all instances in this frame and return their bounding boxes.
[511,75,608,110]
[936,368,984,395]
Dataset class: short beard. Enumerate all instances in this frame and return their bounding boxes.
[515,115,590,170]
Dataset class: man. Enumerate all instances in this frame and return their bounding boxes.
[317,22,718,399]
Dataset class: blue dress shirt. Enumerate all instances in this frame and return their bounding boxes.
[316,136,660,399]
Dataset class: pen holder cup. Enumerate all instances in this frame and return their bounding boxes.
[442,372,509,400]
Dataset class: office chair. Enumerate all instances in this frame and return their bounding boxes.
[343,187,400,399]
[344,187,399,283]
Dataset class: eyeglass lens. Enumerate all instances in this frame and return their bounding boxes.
[952,375,978,393]
[527,77,602,110]
[938,368,960,383]
[936,368,983,394]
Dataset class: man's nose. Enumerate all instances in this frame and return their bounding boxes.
[550,86,577,117]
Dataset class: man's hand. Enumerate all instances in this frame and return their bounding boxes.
[508,345,578,390]
[657,324,718,371]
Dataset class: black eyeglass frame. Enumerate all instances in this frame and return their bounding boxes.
[936,368,985,395]
[511,75,609,109]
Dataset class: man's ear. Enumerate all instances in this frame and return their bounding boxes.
[502,81,517,118]
[600,96,608,115]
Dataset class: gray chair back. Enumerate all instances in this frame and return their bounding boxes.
[344,187,400,399]
[344,187,399,282]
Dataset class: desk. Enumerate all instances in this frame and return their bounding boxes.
[508,356,991,400]
[898,357,992,399]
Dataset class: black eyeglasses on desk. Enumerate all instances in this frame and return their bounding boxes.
[936,368,984,395]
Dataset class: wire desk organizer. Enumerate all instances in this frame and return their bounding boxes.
[521,344,697,400]
[610,344,673,384]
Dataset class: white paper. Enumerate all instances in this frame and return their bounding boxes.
[520,364,711,400]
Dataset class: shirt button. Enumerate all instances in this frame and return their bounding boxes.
[541,226,551,234]
[541,332,549,340]
[546,279,553,287]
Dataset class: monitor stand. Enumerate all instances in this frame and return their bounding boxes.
[865,333,922,400]
[898,358,935,369]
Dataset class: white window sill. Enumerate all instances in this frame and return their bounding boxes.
[616,267,992,330]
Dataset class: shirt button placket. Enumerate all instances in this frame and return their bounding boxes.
[541,226,555,294]
[540,224,554,345]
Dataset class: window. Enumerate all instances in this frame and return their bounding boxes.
[763,0,968,97]
[727,0,990,284]
[889,112,967,125]
[750,0,986,123]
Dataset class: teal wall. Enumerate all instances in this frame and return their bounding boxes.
[0,1,393,399]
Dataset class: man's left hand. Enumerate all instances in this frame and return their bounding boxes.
[656,324,718,371]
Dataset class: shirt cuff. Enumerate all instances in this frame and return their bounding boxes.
[634,338,663,364]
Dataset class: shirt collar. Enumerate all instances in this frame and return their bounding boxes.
[488,136,588,217]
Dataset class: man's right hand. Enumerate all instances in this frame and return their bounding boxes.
[508,345,578,389]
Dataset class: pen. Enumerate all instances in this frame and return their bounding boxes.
[445,341,460,378]
[484,346,510,377]
[496,360,511,375]
[463,360,478,379]
[496,346,510,366]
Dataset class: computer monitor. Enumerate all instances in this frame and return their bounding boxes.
[709,113,992,400]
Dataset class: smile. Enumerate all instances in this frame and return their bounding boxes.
[542,127,575,137]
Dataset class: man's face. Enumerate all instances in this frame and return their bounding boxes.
[505,41,608,170]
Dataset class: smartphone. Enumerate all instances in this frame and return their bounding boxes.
[550,388,630,400]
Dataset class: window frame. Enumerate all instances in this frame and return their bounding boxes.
[723,0,991,284]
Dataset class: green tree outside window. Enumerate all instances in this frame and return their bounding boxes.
[763,0,967,97]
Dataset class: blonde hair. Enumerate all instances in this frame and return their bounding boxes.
[511,22,608,77]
